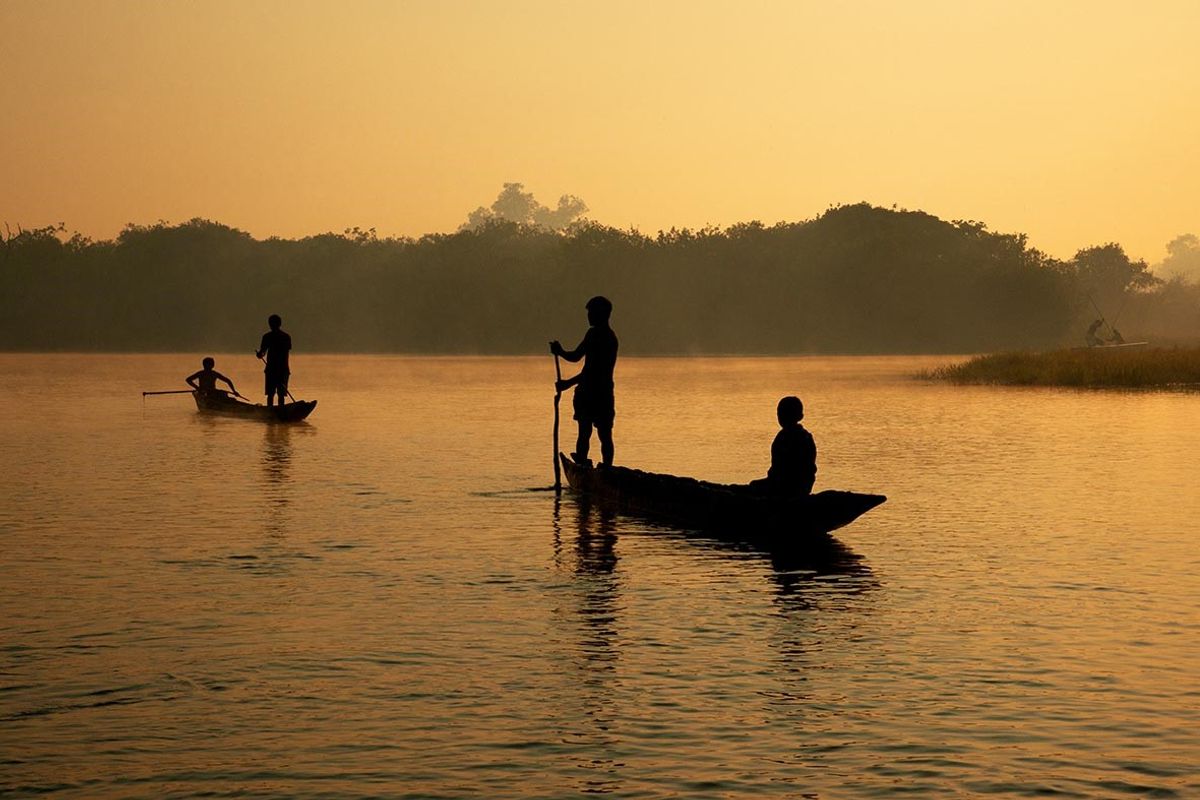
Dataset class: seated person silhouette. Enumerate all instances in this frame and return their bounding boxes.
[1085,319,1105,347]
[749,396,816,497]
[550,295,619,468]
[1108,327,1125,344]
[186,357,239,401]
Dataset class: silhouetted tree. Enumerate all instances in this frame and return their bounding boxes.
[4,204,1197,353]
[1157,234,1200,283]
[461,183,588,232]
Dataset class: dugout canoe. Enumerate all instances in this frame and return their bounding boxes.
[1075,342,1151,350]
[559,453,885,538]
[193,391,317,422]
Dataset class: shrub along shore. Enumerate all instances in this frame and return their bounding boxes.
[923,347,1200,388]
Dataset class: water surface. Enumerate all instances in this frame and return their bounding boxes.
[1,354,1198,797]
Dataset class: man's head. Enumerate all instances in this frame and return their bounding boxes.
[268,314,282,330]
[202,357,215,370]
[777,395,804,426]
[586,295,613,326]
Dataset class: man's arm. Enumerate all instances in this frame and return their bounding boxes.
[185,370,202,389]
[551,334,589,363]
[256,333,268,359]
[215,371,238,395]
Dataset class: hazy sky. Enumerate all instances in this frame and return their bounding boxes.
[1,0,1196,260]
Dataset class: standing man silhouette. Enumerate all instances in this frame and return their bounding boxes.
[551,296,619,467]
[256,314,292,407]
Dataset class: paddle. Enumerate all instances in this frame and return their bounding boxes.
[1086,292,1115,336]
[553,352,563,494]
[257,354,297,403]
[509,349,566,493]
[143,388,252,400]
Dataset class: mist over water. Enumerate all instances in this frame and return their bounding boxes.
[2,354,1198,797]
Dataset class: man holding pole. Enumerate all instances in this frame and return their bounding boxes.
[256,314,292,407]
[550,296,618,468]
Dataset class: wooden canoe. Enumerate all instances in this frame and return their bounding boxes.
[192,391,317,422]
[1074,341,1150,350]
[559,453,885,539]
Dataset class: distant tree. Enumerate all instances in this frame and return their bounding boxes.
[1,222,68,265]
[1071,244,1158,294]
[460,182,588,232]
[1156,234,1200,283]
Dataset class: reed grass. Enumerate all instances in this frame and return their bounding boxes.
[922,347,1200,388]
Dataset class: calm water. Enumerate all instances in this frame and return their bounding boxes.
[1,354,1198,798]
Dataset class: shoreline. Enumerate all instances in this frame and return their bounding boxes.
[921,347,1200,389]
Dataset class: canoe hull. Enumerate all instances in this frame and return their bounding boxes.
[192,392,317,422]
[560,454,885,539]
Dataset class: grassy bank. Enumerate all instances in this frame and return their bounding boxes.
[923,347,1200,388]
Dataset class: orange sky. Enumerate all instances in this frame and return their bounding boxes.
[1,0,1196,261]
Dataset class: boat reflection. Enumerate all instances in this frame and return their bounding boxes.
[556,490,876,613]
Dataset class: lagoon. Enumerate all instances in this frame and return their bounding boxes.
[1,354,1197,797]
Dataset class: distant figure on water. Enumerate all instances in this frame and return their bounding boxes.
[186,357,238,399]
[750,396,817,497]
[256,314,292,406]
[550,296,618,467]
[1085,319,1105,347]
[1108,327,1125,345]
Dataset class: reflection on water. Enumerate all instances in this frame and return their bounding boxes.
[558,495,621,665]
[553,495,624,795]
[765,535,875,610]
[261,423,295,536]
[1,354,1198,798]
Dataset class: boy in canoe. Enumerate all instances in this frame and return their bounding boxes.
[186,357,239,400]
[256,314,292,407]
[551,296,619,467]
[750,395,817,496]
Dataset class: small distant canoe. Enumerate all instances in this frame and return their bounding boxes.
[1076,341,1150,350]
[192,392,317,423]
[560,453,885,539]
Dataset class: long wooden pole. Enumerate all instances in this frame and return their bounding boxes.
[1086,293,1112,332]
[553,353,562,494]
[142,389,195,396]
[258,354,297,403]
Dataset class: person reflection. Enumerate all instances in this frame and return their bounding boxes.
[557,495,622,793]
[571,496,619,660]
[261,423,293,535]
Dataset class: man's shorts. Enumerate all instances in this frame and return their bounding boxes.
[573,388,615,428]
[265,373,289,397]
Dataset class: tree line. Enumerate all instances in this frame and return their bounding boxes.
[2,203,1196,354]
